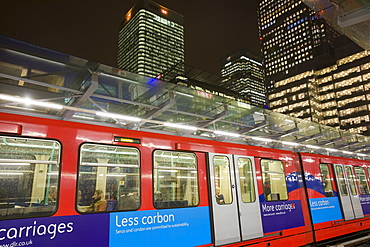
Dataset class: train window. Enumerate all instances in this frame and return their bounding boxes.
[153,151,199,208]
[213,155,233,205]
[77,144,140,213]
[355,167,370,195]
[319,164,334,197]
[261,159,288,201]
[238,157,256,203]
[335,166,348,196]
[0,136,60,219]
[345,166,358,196]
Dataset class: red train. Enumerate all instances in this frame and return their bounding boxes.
[1,111,370,247]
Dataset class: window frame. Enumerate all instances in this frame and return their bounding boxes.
[213,155,233,205]
[355,166,370,195]
[260,159,288,201]
[0,135,61,220]
[345,166,358,196]
[153,150,200,209]
[237,157,256,203]
[335,165,348,196]
[319,164,334,197]
[76,143,141,214]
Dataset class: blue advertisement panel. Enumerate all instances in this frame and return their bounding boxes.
[109,206,212,247]
[286,172,301,192]
[260,200,304,233]
[360,195,370,215]
[309,197,342,224]
[304,173,338,197]
[0,214,109,247]
[0,207,211,247]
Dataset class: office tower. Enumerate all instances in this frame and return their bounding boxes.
[257,0,370,135]
[118,0,184,81]
[257,0,341,95]
[270,49,370,135]
[220,48,265,107]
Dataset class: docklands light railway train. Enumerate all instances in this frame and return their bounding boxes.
[1,111,370,247]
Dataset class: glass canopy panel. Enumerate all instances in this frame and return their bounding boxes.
[1,36,370,159]
[303,0,370,50]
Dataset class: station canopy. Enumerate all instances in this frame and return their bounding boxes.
[1,36,370,160]
[303,0,370,50]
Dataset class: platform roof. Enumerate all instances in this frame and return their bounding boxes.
[303,0,370,50]
[1,36,370,160]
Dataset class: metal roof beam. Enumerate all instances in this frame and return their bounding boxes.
[317,137,343,146]
[0,72,82,94]
[128,91,176,129]
[338,3,370,28]
[237,120,268,134]
[279,126,299,138]
[296,132,323,143]
[196,104,228,128]
[62,74,99,120]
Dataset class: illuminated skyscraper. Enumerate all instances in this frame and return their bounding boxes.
[269,49,370,135]
[118,0,184,81]
[257,0,370,135]
[220,48,265,107]
[257,0,341,94]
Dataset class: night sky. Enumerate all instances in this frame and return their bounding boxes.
[0,0,260,75]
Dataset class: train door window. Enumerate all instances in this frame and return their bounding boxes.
[335,166,348,196]
[238,157,256,203]
[213,155,233,205]
[77,144,140,213]
[319,164,334,197]
[153,151,199,208]
[261,159,288,201]
[0,136,60,219]
[355,167,370,194]
[345,166,357,196]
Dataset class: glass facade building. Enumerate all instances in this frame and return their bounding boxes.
[118,0,184,81]
[269,50,370,135]
[220,48,265,107]
[257,0,370,135]
[257,0,341,94]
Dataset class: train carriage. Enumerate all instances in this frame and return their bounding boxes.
[301,152,370,243]
[1,111,370,246]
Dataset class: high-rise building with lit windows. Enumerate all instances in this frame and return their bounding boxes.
[269,49,370,135]
[118,0,184,81]
[257,0,370,135]
[257,0,341,95]
[220,48,265,107]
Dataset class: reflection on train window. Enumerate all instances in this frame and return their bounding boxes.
[0,136,60,219]
[335,166,348,196]
[153,151,199,208]
[238,157,256,203]
[319,164,334,197]
[356,167,370,195]
[345,166,357,196]
[213,155,233,205]
[77,144,140,213]
[261,159,288,201]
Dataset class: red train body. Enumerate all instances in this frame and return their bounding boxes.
[0,112,370,247]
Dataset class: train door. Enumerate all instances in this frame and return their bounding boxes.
[234,155,263,240]
[333,164,364,220]
[208,153,263,246]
